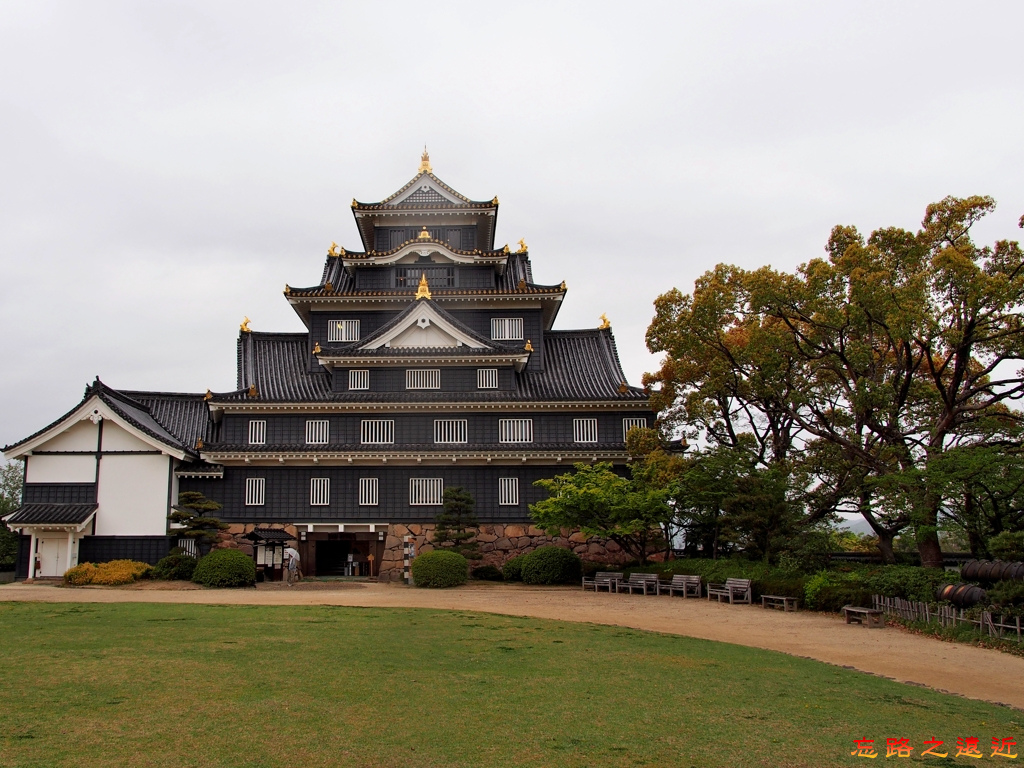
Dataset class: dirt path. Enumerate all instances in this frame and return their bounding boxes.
[4,580,1023,710]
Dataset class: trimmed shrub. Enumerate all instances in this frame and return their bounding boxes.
[988,531,1024,562]
[64,563,98,586]
[64,560,152,586]
[988,580,1024,608]
[470,564,504,581]
[192,549,256,588]
[153,553,198,581]
[411,550,468,588]
[502,554,527,582]
[521,546,582,585]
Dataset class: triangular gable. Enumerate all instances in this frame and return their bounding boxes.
[4,393,192,461]
[358,301,493,350]
[388,174,468,206]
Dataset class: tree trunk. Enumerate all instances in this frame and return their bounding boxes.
[875,530,897,564]
[916,526,944,569]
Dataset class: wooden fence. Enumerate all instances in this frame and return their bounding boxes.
[872,595,1023,642]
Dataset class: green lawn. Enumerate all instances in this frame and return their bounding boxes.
[0,602,1019,767]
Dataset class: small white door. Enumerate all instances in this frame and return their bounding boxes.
[37,537,68,577]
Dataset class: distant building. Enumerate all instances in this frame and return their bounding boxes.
[3,153,652,580]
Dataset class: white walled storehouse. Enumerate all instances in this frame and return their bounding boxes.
[4,152,654,580]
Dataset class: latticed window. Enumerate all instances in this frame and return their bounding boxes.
[305,419,330,444]
[396,266,455,288]
[328,319,360,342]
[245,477,265,506]
[361,419,394,444]
[491,317,524,341]
[434,419,467,444]
[573,418,598,443]
[477,368,498,389]
[498,477,519,506]
[359,478,378,506]
[310,478,330,506]
[499,418,533,443]
[410,478,443,505]
[248,420,266,445]
[622,417,648,442]
[349,369,369,390]
[406,369,441,390]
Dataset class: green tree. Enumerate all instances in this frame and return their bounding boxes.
[530,462,670,564]
[169,491,229,547]
[0,460,23,569]
[432,486,481,560]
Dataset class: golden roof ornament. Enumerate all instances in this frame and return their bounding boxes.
[247,384,258,398]
[313,341,322,354]
[517,278,526,291]
[618,383,629,394]
[516,238,528,253]
[491,196,499,205]
[599,313,610,329]
[524,339,534,352]
[351,198,358,207]
[419,146,432,174]
[204,389,213,401]
[328,242,343,257]
[240,316,251,333]
[415,273,432,301]
[324,281,334,293]
[284,284,291,294]
[195,438,204,450]
[502,244,510,254]
[417,226,431,241]
[560,281,567,291]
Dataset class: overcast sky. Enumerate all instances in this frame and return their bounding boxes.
[1,1,1022,448]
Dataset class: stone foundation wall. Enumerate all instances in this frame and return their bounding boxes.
[212,523,298,557]
[378,523,628,582]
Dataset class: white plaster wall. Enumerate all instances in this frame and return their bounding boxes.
[95,454,170,536]
[26,454,96,483]
[101,422,156,452]
[39,419,99,452]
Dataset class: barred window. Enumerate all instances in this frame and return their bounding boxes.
[574,418,598,443]
[490,317,524,341]
[360,419,394,444]
[349,369,369,390]
[305,419,330,444]
[498,477,519,506]
[359,478,378,506]
[328,319,360,342]
[310,477,330,506]
[434,419,468,444]
[410,478,443,506]
[499,418,533,443]
[248,420,266,445]
[477,368,498,389]
[245,477,265,506]
[622,417,648,442]
[406,369,441,390]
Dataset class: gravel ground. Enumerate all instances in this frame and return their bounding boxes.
[4,579,1023,710]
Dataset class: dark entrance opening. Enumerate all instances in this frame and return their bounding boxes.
[309,532,385,577]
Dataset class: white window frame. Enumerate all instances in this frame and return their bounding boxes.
[328,319,360,342]
[359,478,378,506]
[406,369,441,390]
[248,419,266,445]
[410,478,444,506]
[310,477,330,506]
[498,477,519,506]
[477,368,498,389]
[499,418,533,443]
[573,418,598,444]
[490,317,524,341]
[434,419,468,444]
[622,417,648,442]
[245,477,265,506]
[349,369,370,390]
[360,419,395,445]
[305,419,330,445]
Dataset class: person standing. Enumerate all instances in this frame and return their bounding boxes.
[284,546,301,585]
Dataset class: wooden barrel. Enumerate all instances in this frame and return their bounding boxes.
[937,585,987,610]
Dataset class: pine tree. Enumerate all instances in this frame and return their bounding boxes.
[169,491,229,547]
[433,486,481,560]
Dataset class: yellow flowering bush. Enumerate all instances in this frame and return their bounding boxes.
[63,560,153,586]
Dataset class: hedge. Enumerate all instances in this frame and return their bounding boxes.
[153,553,198,581]
[411,550,468,588]
[63,560,152,586]
[502,554,527,582]
[520,546,582,585]
[192,549,256,588]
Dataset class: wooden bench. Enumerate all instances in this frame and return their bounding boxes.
[662,574,702,598]
[843,605,884,628]
[707,578,753,605]
[621,572,660,595]
[761,594,799,612]
[581,571,623,593]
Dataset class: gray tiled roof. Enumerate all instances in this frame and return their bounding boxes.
[6,503,97,525]
[343,299,521,353]
[224,327,646,404]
